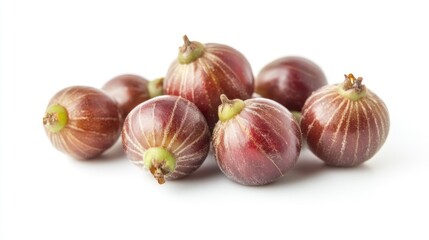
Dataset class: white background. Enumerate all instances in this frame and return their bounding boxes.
[1,0,428,239]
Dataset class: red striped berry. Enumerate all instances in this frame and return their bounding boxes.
[122,95,210,184]
[164,35,254,130]
[256,56,327,112]
[212,95,302,186]
[102,74,163,119]
[43,86,122,159]
[300,74,390,167]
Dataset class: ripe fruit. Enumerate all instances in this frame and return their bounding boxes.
[213,95,302,185]
[43,86,122,159]
[122,95,210,184]
[164,35,254,130]
[300,74,390,167]
[255,56,327,111]
[102,74,163,118]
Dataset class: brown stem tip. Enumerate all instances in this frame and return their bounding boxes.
[218,94,245,122]
[177,35,205,64]
[183,35,191,46]
[180,35,192,53]
[149,161,171,184]
[43,113,55,125]
[344,73,364,92]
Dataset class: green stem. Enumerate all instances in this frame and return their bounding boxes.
[177,35,205,64]
[291,111,302,123]
[148,77,164,99]
[218,94,245,122]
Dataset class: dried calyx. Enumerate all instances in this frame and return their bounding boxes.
[143,147,176,184]
[338,73,367,101]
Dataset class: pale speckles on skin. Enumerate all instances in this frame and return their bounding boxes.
[169,63,183,95]
[368,96,389,141]
[179,63,186,95]
[325,99,350,160]
[358,100,372,159]
[64,94,104,112]
[208,45,241,55]
[167,169,187,178]
[68,116,119,121]
[176,148,208,162]
[247,102,300,144]
[371,98,389,147]
[151,102,157,146]
[303,94,343,137]
[122,128,143,156]
[126,110,144,151]
[190,62,197,101]
[67,132,104,151]
[176,164,202,169]
[198,56,222,96]
[166,101,190,150]
[181,62,191,95]
[337,100,353,165]
[235,116,283,176]
[174,124,208,156]
[138,105,151,147]
[238,110,287,154]
[230,120,248,183]
[236,114,286,175]
[214,118,247,184]
[50,133,70,156]
[315,98,348,150]
[244,108,290,147]
[364,100,381,150]
[196,58,214,118]
[56,89,97,107]
[205,52,246,97]
[208,46,250,68]
[161,97,180,146]
[301,86,338,117]
[62,133,93,159]
[173,125,198,155]
[66,124,109,137]
[352,101,360,166]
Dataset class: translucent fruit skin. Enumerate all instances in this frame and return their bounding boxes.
[300,84,390,167]
[256,56,327,111]
[44,86,122,160]
[122,96,211,180]
[102,74,150,118]
[213,98,302,185]
[164,43,254,130]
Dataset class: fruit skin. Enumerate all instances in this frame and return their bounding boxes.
[213,96,302,186]
[43,86,122,159]
[300,74,390,167]
[255,56,327,111]
[122,95,210,183]
[102,74,163,118]
[164,35,254,130]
